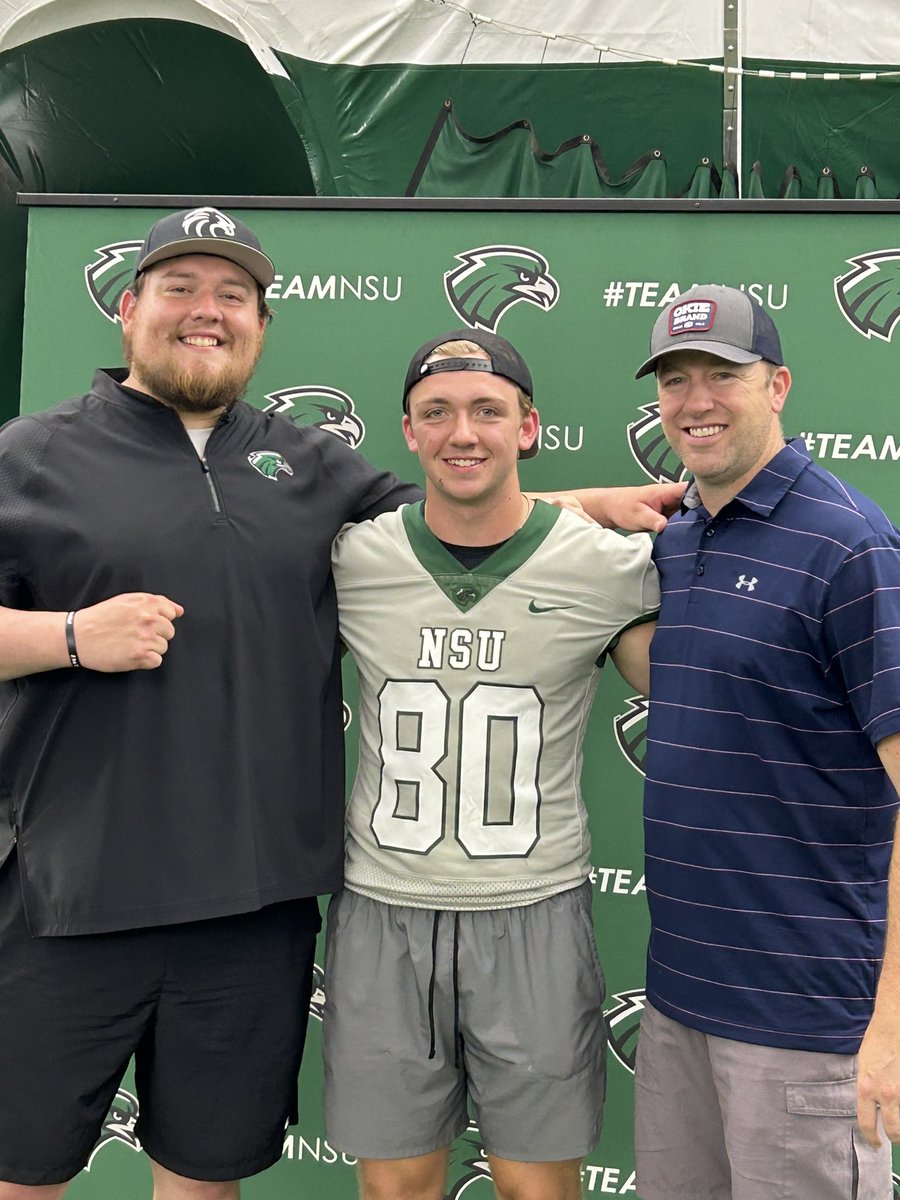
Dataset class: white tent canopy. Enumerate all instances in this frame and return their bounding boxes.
[1,0,898,68]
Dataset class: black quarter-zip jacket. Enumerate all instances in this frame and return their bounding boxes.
[0,369,420,935]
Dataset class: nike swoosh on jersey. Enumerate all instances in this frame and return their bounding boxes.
[528,600,576,613]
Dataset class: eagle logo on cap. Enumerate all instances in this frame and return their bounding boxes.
[263,386,366,449]
[181,207,236,240]
[444,245,559,333]
[834,249,900,342]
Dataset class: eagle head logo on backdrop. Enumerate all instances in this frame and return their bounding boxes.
[604,989,648,1076]
[84,1088,141,1170]
[308,963,326,1022]
[444,245,559,332]
[446,1123,493,1197]
[85,242,142,323]
[613,696,649,776]
[834,249,900,341]
[627,403,688,484]
[263,386,366,449]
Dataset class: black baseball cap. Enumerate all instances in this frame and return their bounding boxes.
[403,328,538,458]
[635,284,784,379]
[134,207,275,289]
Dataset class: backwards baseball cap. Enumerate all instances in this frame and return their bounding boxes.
[134,206,275,289]
[635,284,784,379]
[403,327,538,458]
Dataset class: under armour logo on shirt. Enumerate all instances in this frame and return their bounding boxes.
[735,575,758,592]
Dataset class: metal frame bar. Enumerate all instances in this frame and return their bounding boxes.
[18,193,900,214]
[724,0,741,192]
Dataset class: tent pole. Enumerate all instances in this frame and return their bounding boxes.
[723,0,742,195]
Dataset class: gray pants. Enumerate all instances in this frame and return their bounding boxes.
[634,1001,892,1200]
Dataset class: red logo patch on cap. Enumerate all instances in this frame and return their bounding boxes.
[669,299,717,336]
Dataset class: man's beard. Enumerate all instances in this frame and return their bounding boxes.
[124,335,262,414]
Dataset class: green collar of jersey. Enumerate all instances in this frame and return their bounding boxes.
[401,499,561,613]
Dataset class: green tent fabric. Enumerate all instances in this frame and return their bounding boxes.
[816,169,838,199]
[855,167,879,199]
[741,60,900,198]
[0,17,316,424]
[404,101,886,201]
[406,101,673,198]
[274,55,724,197]
[274,50,900,200]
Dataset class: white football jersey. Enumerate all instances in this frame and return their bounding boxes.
[332,501,658,909]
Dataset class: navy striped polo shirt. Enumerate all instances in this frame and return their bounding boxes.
[646,438,900,1052]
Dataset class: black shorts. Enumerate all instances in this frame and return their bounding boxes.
[0,852,321,1186]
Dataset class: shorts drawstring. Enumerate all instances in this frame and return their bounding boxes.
[426,909,463,1069]
[427,910,440,1060]
[452,911,461,1069]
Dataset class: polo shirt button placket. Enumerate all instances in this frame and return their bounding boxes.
[699,521,717,571]
[692,521,715,593]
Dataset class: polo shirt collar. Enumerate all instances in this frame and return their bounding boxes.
[682,438,812,518]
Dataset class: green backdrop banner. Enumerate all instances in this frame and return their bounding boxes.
[19,201,900,1199]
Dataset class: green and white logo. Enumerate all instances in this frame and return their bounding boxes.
[835,249,900,341]
[444,244,559,333]
[263,386,366,448]
[85,1088,141,1170]
[614,695,649,776]
[247,450,294,480]
[85,240,142,324]
[627,402,687,484]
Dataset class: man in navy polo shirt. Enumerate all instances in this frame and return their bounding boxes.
[632,284,900,1200]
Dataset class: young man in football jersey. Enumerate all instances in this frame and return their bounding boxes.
[326,329,660,1200]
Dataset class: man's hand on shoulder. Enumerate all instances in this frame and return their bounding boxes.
[526,492,598,525]
[533,483,686,533]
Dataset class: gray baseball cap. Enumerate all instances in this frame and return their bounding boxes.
[635,284,784,379]
[134,206,275,289]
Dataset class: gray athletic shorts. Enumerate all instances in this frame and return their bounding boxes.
[634,1001,892,1200]
[323,881,606,1162]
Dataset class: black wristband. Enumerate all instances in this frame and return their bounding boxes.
[65,610,81,669]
